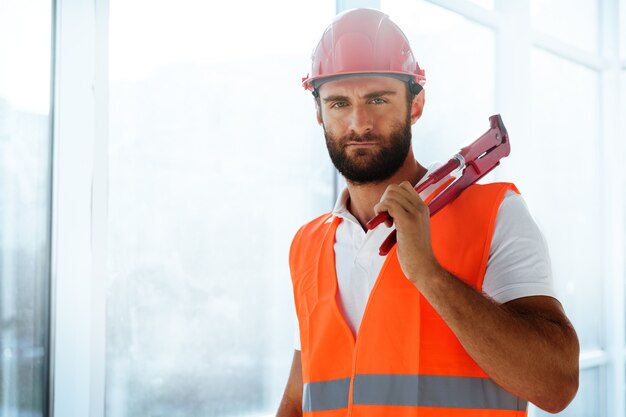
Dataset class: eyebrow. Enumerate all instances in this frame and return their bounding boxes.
[322,90,398,103]
[363,90,397,100]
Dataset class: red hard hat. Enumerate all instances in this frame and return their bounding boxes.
[302,8,425,93]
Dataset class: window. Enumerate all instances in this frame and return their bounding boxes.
[618,0,626,59]
[530,0,599,54]
[528,1,620,415]
[106,1,335,415]
[527,48,603,353]
[0,0,53,416]
[468,0,494,9]
[623,70,626,342]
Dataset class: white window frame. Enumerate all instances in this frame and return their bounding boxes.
[50,0,108,416]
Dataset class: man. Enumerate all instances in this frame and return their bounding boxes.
[277,8,579,417]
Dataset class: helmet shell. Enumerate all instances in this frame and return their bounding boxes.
[302,8,425,91]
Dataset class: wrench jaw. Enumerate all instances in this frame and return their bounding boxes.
[425,115,510,218]
[490,114,508,139]
[459,115,508,163]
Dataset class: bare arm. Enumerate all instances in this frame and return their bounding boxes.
[276,350,303,417]
[375,182,580,413]
[419,274,579,412]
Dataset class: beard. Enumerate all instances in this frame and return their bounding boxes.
[323,116,412,185]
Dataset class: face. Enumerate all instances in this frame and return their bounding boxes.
[317,76,420,185]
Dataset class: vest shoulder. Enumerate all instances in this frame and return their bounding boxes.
[445,181,519,219]
[301,211,335,230]
[431,182,518,287]
[293,212,335,242]
[466,181,519,197]
[289,212,334,271]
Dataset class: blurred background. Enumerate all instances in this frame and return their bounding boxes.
[0,0,624,416]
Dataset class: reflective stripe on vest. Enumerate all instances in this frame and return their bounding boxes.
[303,375,528,412]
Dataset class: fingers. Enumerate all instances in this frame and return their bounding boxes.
[374,181,426,224]
[374,182,437,283]
[398,181,418,194]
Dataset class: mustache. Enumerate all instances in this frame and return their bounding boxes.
[341,132,381,143]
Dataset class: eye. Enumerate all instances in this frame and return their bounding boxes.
[369,97,386,105]
[330,101,348,109]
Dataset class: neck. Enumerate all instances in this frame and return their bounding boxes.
[345,152,427,230]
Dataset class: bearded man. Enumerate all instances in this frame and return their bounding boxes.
[277,8,579,417]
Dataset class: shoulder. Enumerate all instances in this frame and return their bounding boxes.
[289,212,334,267]
[493,190,541,238]
[291,212,335,245]
[483,190,556,303]
[465,182,519,200]
[441,182,519,225]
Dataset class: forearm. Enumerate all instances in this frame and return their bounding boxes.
[276,399,302,417]
[276,350,303,417]
[414,266,579,412]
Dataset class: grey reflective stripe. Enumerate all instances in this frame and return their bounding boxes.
[353,374,528,411]
[303,378,351,412]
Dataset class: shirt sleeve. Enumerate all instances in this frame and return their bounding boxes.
[482,190,557,303]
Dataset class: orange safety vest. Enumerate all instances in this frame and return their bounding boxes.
[289,182,528,417]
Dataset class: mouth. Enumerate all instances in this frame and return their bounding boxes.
[346,141,378,147]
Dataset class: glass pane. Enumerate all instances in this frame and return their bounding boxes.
[468,0,494,10]
[381,0,496,166]
[106,1,335,416]
[0,0,52,416]
[523,48,602,351]
[533,367,602,417]
[622,0,626,60]
[530,0,599,54]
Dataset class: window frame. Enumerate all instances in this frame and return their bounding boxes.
[50,0,108,416]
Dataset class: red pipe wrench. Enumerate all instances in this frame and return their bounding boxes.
[366,114,511,256]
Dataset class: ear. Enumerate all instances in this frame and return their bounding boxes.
[315,100,323,125]
[410,90,425,124]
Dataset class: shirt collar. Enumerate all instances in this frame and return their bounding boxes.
[331,162,449,221]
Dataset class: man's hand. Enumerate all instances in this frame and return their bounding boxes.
[373,181,442,283]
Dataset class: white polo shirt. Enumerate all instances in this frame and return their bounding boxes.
[294,165,556,349]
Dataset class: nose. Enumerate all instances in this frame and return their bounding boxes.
[348,104,373,136]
